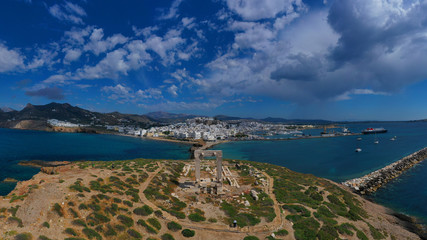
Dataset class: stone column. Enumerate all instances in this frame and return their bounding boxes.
[195,151,201,183]
[216,151,222,182]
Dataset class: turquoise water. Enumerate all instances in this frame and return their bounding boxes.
[0,128,190,195]
[213,122,427,223]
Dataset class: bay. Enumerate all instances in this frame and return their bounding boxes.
[0,128,190,195]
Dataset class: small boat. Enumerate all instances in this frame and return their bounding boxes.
[374,140,379,144]
[355,148,362,152]
[390,137,396,141]
[357,137,362,141]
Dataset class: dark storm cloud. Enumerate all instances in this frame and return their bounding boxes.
[270,53,322,81]
[25,87,65,100]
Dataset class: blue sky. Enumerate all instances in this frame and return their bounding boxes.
[0,0,427,121]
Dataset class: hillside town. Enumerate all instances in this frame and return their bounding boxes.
[47,117,315,141]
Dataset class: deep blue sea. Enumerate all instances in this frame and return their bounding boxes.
[0,128,190,195]
[213,122,427,224]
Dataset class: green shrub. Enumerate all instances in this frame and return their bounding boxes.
[161,233,175,240]
[208,218,217,223]
[147,217,161,230]
[64,238,85,240]
[336,223,355,236]
[274,229,288,236]
[167,221,182,232]
[137,219,157,234]
[117,215,133,227]
[38,236,52,240]
[188,213,205,222]
[123,200,133,207]
[133,205,153,216]
[42,222,50,228]
[114,224,126,232]
[104,225,117,237]
[282,205,310,217]
[154,210,163,217]
[72,219,87,227]
[82,228,102,240]
[65,228,78,236]
[181,229,195,238]
[317,225,339,240]
[14,233,32,240]
[8,216,23,227]
[127,229,142,239]
[53,203,63,217]
[243,236,259,240]
[356,230,369,240]
[78,203,88,210]
[367,223,385,240]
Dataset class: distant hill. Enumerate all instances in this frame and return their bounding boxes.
[0,102,155,130]
[0,107,16,113]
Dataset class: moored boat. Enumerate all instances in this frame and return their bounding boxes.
[362,127,387,134]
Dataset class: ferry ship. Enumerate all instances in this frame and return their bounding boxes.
[362,127,388,134]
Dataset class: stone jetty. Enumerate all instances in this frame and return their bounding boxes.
[343,147,427,195]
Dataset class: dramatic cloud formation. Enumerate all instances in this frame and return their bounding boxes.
[1,0,427,118]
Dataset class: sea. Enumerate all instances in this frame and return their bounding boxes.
[212,122,427,224]
[0,122,427,224]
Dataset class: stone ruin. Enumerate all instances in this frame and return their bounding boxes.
[194,150,223,195]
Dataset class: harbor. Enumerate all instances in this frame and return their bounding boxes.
[343,146,427,195]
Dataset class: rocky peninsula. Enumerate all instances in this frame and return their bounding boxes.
[0,158,423,239]
[343,147,427,195]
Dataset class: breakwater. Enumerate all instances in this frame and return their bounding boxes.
[343,147,427,195]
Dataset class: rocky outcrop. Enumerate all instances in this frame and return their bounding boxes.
[2,178,18,183]
[344,147,427,194]
[41,167,56,175]
[19,160,71,168]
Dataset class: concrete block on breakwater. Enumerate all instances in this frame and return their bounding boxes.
[343,147,427,195]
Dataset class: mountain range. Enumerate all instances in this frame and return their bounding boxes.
[0,102,336,132]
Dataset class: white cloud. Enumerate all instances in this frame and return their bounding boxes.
[158,0,184,20]
[27,47,59,69]
[182,17,196,29]
[335,89,389,101]
[77,48,130,79]
[0,43,24,73]
[167,84,178,97]
[84,28,128,55]
[48,1,86,24]
[225,0,305,20]
[102,84,163,103]
[63,48,82,63]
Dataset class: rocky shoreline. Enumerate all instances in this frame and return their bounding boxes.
[343,146,427,195]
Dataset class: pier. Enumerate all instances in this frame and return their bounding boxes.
[343,147,427,194]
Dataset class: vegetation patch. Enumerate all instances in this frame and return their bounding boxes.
[181,229,195,238]
[167,221,182,232]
